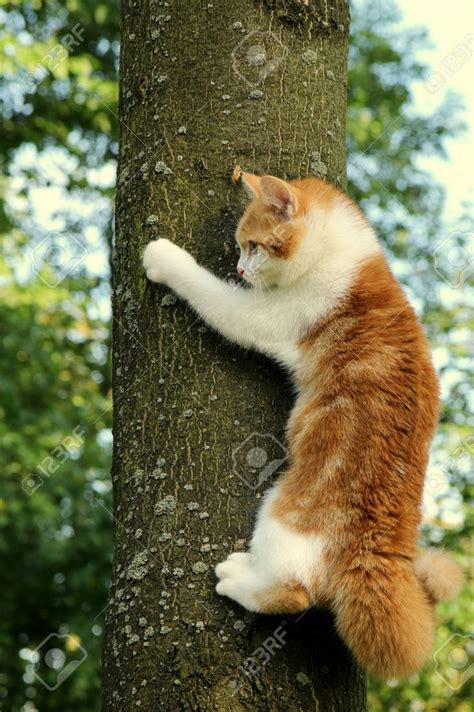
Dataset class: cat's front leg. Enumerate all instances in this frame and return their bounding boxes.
[143,239,295,361]
[144,239,250,345]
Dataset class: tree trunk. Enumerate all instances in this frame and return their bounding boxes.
[103,0,367,710]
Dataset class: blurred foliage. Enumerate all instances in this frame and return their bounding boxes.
[0,0,471,710]
[0,1,118,710]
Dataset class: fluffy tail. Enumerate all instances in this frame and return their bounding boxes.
[414,547,464,603]
[332,549,463,679]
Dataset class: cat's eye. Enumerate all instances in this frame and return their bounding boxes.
[248,241,258,255]
[234,243,241,253]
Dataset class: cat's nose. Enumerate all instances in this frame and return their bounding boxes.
[238,266,245,277]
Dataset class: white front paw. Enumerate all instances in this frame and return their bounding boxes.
[143,239,194,285]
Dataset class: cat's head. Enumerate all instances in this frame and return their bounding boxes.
[234,170,378,290]
[235,172,311,289]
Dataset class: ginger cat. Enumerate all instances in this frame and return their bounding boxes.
[143,171,463,679]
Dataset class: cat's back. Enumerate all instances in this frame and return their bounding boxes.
[296,252,439,475]
[300,253,437,398]
[282,252,439,544]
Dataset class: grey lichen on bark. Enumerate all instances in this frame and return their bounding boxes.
[103,0,368,710]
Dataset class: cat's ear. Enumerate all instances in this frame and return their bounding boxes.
[240,171,262,199]
[260,176,297,219]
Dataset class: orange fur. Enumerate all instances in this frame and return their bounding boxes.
[146,171,464,674]
[237,174,369,260]
[271,248,461,676]
[414,548,464,603]
[255,581,311,615]
[270,246,461,677]
[237,188,307,259]
[238,202,305,259]
[242,175,462,677]
[213,172,464,678]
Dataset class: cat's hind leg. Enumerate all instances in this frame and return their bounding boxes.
[215,552,310,614]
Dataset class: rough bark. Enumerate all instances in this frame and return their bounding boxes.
[103,0,367,710]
